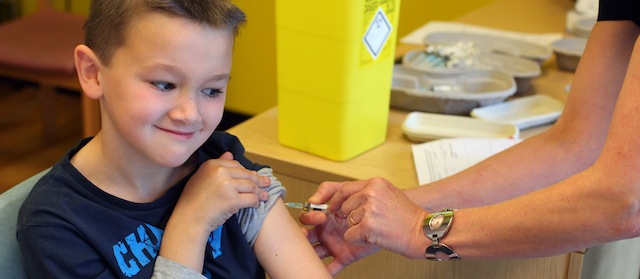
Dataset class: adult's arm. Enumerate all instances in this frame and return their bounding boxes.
[304,20,640,264]
[407,20,640,213]
[347,20,640,259]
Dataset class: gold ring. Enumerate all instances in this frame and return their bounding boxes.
[348,210,358,226]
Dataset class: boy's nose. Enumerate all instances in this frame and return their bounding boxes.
[169,93,201,124]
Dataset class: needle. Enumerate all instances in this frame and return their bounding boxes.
[285,202,329,213]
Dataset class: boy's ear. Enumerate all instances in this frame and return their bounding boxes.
[74,44,103,100]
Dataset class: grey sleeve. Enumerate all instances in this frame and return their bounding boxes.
[236,167,286,247]
[152,256,207,279]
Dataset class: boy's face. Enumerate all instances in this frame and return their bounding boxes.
[98,12,234,167]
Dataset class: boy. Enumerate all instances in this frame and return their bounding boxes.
[17,0,331,278]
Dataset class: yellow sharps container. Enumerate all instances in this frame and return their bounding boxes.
[276,0,401,161]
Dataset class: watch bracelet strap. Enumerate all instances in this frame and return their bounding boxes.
[425,243,461,261]
[423,209,460,261]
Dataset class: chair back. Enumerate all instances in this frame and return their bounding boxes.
[0,169,50,279]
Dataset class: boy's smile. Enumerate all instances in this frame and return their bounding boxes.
[156,126,197,139]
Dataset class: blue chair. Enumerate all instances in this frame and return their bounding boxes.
[0,169,49,279]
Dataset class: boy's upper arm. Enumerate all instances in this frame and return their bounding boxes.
[253,199,332,279]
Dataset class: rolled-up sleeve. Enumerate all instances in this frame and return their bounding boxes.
[236,167,286,246]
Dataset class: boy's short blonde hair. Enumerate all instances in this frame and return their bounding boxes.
[84,0,246,66]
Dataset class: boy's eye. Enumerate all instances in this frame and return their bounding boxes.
[202,88,223,97]
[151,81,176,91]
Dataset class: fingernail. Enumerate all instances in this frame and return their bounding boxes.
[261,176,271,186]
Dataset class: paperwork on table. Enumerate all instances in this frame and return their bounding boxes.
[412,137,520,184]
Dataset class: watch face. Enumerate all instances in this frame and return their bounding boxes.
[429,214,444,230]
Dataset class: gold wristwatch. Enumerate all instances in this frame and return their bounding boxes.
[422,209,460,261]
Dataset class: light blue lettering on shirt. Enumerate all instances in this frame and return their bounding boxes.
[113,224,163,277]
[112,224,224,277]
[208,226,223,259]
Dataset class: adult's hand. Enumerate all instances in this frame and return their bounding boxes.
[300,181,379,275]
[304,178,429,261]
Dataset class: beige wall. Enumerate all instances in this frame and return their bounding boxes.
[21,0,493,116]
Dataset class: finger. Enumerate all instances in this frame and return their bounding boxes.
[223,167,267,187]
[232,178,265,197]
[241,169,271,187]
[301,226,318,244]
[257,175,271,188]
[326,261,346,277]
[201,157,244,169]
[209,152,267,187]
[299,211,328,226]
[343,226,367,246]
[257,189,269,201]
[236,192,262,209]
[347,208,362,227]
[327,180,370,213]
[309,181,344,205]
[312,243,333,259]
[217,151,234,160]
[212,177,264,204]
[224,171,270,201]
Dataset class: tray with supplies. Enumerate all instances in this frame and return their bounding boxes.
[391,65,516,115]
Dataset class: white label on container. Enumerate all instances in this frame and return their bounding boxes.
[363,7,392,60]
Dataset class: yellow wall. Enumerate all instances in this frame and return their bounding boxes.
[21,0,493,116]
[21,0,89,15]
[227,0,277,116]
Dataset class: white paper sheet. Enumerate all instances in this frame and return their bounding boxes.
[412,137,521,184]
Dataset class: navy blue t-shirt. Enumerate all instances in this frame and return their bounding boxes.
[598,0,640,26]
[17,132,266,278]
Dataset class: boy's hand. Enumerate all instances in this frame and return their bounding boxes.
[176,152,271,232]
[160,152,270,270]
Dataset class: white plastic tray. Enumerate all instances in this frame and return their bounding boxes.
[402,111,519,142]
[551,37,587,57]
[402,49,541,79]
[573,17,596,37]
[470,95,564,129]
[424,32,552,63]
